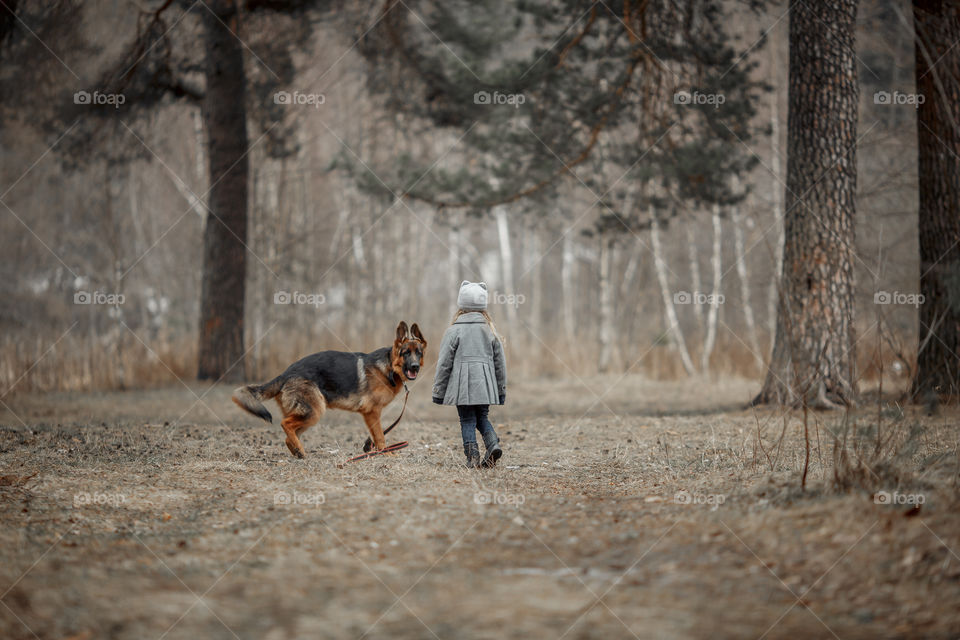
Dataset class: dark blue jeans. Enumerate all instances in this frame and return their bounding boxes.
[457,405,499,449]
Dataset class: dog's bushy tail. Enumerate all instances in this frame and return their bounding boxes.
[232,375,284,423]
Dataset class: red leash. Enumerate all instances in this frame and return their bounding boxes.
[345,385,411,463]
[345,440,409,463]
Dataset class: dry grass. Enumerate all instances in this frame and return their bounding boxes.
[0,323,912,396]
[1,376,958,639]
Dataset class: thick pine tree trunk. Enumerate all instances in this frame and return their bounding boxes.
[197,0,249,381]
[912,0,960,401]
[754,0,859,407]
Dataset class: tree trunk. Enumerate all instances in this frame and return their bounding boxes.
[701,205,722,372]
[494,206,517,324]
[598,234,615,373]
[912,0,960,401]
[755,0,859,407]
[768,53,786,349]
[732,207,764,369]
[351,216,368,340]
[449,209,463,310]
[193,108,207,213]
[529,226,543,339]
[197,0,249,381]
[651,220,697,376]
[561,233,576,341]
[685,220,704,334]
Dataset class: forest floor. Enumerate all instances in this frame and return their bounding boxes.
[1,375,958,639]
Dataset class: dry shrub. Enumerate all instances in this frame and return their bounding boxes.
[830,412,925,494]
[0,331,195,394]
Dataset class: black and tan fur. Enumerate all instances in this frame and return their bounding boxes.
[232,322,426,458]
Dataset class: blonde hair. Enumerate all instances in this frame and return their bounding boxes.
[452,309,503,344]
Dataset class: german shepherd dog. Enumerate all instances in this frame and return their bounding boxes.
[232,322,426,458]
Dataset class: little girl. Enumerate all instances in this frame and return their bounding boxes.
[432,281,507,468]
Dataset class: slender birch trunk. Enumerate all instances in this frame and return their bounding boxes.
[494,206,516,324]
[250,167,264,377]
[732,207,764,369]
[651,220,696,375]
[767,77,785,346]
[449,209,462,310]
[561,233,576,340]
[701,206,722,372]
[685,221,704,333]
[598,234,615,373]
[351,212,367,340]
[529,226,543,338]
[619,235,642,302]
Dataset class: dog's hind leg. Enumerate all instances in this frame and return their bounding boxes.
[278,379,325,458]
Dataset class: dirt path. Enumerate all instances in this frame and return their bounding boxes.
[1,377,958,639]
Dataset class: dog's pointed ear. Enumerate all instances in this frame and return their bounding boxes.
[395,321,409,343]
[478,282,487,290]
[411,323,426,347]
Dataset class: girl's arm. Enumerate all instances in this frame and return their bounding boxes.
[431,329,459,404]
[493,336,507,403]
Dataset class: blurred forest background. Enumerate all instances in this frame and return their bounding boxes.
[0,0,926,394]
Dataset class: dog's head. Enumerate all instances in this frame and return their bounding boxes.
[392,321,426,382]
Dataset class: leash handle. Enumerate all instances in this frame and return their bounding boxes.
[362,384,409,452]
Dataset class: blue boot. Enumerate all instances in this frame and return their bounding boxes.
[463,442,481,468]
[481,434,502,468]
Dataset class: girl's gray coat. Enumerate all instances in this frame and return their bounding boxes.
[432,313,506,406]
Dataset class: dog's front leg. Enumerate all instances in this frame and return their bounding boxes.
[361,410,386,450]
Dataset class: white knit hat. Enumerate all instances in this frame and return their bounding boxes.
[457,281,488,311]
